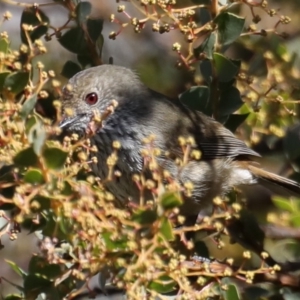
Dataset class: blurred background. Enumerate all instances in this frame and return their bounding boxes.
[1,0,300,298]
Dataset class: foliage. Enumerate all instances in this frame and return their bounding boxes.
[0,0,300,299]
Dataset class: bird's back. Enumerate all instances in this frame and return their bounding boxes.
[90,88,259,213]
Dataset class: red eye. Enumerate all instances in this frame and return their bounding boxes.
[85,93,98,105]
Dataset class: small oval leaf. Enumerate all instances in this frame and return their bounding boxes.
[160,217,174,241]
[0,37,9,54]
[149,278,176,294]
[225,284,241,300]
[42,147,68,170]
[3,72,30,94]
[6,259,27,278]
[24,169,45,184]
[75,2,92,25]
[214,12,245,46]
[58,27,88,54]
[132,209,157,225]
[25,115,38,134]
[20,94,37,119]
[225,113,249,132]
[199,59,213,84]
[13,147,38,167]
[28,124,47,156]
[23,274,52,296]
[194,32,216,59]
[0,72,10,91]
[160,192,182,210]
[273,196,295,213]
[61,61,82,79]
[219,86,243,116]
[213,53,240,82]
[4,295,24,300]
[283,126,300,162]
[20,7,49,43]
[28,256,61,279]
[87,18,104,42]
[179,86,211,116]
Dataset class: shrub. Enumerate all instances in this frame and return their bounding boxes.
[1,1,300,299]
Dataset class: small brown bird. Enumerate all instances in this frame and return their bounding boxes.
[60,64,300,216]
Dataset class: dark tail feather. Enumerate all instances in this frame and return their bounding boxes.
[248,165,300,196]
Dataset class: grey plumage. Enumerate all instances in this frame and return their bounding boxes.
[60,64,300,216]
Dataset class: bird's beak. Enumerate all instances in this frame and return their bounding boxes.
[59,115,80,129]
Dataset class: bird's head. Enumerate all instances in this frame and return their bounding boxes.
[59,64,146,133]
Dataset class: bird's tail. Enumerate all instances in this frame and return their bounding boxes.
[248,164,300,196]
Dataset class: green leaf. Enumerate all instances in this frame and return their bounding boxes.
[225,284,240,300]
[227,210,265,250]
[283,242,300,263]
[179,86,211,116]
[41,212,67,240]
[0,72,10,91]
[61,181,73,196]
[194,241,210,258]
[20,7,49,43]
[199,59,213,84]
[160,192,182,210]
[132,209,157,225]
[20,94,37,119]
[191,0,211,3]
[24,169,45,184]
[248,54,268,76]
[61,60,82,79]
[0,37,9,53]
[96,34,104,58]
[149,278,176,294]
[224,113,249,132]
[219,86,243,116]
[4,295,24,300]
[0,165,16,201]
[87,18,104,42]
[75,2,92,25]
[22,215,47,233]
[284,127,300,161]
[58,27,88,54]
[194,32,216,59]
[244,286,269,300]
[31,195,51,212]
[0,276,24,292]
[77,54,94,68]
[42,147,68,170]
[25,115,38,134]
[24,274,52,297]
[13,147,38,167]
[6,260,27,278]
[281,290,300,300]
[213,53,240,82]
[35,90,57,120]
[272,196,295,213]
[27,122,47,155]
[102,232,128,251]
[290,214,300,227]
[214,12,245,46]
[3,72,30,94]
[57,209,73,235]
[160,217,174,241]
[29,256,61,279]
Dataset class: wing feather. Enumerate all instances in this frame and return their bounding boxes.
[199,136,260,159]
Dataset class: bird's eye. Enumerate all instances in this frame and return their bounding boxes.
[85,93,98,105]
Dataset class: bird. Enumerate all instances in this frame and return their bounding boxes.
[59,64,300,217]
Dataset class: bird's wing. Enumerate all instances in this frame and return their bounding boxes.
[149,92,260,161]
[199,135,260,159]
